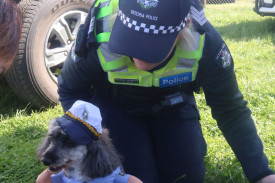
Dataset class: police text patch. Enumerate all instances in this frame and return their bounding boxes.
[159,72,192,88]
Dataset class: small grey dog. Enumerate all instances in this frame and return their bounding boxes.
[36,120,121,182]
[36,101,141,183]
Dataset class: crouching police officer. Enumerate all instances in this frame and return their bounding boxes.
[57,0,275,182]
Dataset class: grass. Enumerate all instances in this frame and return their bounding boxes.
[0,1,274,182]
[0,78,64,182]
[198,1,275,182]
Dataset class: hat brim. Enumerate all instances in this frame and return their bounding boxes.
[56,116,96,145]
[108,16,179,63]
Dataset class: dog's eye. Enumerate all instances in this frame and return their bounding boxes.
[48,132,59,139]
[65,137,77,147]
[47,134,55,140]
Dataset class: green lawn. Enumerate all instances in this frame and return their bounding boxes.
[0,0,274,182]
[200,1,275,182]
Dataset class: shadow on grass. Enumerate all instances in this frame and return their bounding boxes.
[0,125,47,183]
[215,18,275,43]
[0,77,50,117]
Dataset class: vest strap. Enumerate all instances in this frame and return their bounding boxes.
[97,5,113,19]
[96,32,111,43]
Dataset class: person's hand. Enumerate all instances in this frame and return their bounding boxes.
[36,169,52,183]
[128,175,143,183]
[256,174,275,183]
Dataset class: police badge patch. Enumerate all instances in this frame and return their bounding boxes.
[137,0,159,9]
[215,43,232,70]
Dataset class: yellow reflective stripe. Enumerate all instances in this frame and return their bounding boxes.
[97,48,108,71]
[95,0,109,7]
[105,59,126,70]
[96,32,111,43]
[97,5,113,18]
[198,34,204,51]
[192,35,204,79]
[94,0,100,7]
[108,60,153,87]
[152,56,189,87]
[153,51,179,75]
[98,48,126,71]
[176,49,201,59]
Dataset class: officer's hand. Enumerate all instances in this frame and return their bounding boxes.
[256,174,275,183]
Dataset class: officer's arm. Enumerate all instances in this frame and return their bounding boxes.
[197,28,274,182]
[58,48,101,111]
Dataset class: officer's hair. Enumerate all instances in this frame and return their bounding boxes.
[178,18,198,51]
[110,13,117,27]
[0,0,22,74]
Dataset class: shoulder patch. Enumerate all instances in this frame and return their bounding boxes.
[215,43,232,70]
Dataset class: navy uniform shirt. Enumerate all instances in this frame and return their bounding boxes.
[57,21,274,182]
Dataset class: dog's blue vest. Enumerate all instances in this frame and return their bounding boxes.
[51,167,130,183]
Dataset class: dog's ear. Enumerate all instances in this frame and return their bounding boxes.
[36,119,58,160]
[82,142,111,178]
[82,131,121,178]
[36,136,50,160]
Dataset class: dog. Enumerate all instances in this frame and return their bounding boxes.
[36,100,142,183]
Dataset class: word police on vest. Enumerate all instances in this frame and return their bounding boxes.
[131,10,158,21]
[160,72,192,88]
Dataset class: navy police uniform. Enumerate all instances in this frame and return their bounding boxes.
[57,1,274,182]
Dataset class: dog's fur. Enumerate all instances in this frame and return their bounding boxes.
[36,119,121,182]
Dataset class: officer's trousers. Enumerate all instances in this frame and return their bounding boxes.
[101,99,207,183]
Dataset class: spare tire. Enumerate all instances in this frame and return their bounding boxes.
[6,0,93,108]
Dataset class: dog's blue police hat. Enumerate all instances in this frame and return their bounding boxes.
[108,0,207,63]
[56,100,102,145]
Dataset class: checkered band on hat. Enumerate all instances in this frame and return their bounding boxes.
[117,9,188,34]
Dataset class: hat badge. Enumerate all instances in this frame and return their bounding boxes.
[137,0,159,9]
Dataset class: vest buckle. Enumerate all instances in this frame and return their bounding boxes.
[161,92,185,106]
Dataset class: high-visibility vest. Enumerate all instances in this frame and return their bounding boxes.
[94,0,204,88]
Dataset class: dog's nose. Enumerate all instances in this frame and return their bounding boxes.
[42,153,57,166]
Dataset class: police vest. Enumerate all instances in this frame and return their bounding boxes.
[94,0,204,88]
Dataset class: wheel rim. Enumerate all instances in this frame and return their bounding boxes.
[44,10,88,83]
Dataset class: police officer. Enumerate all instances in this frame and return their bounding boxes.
[57,0,275,182]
